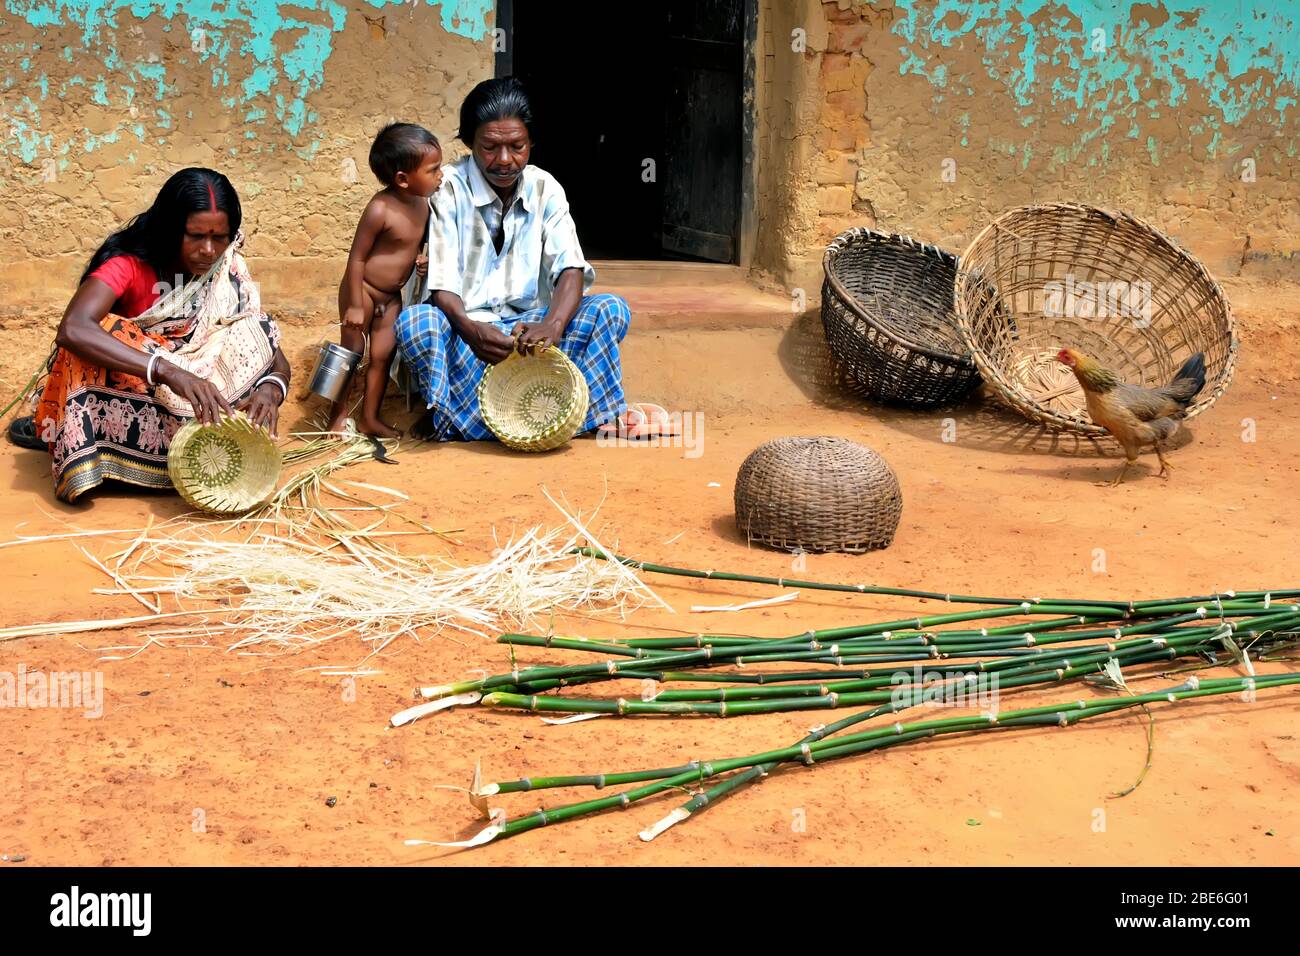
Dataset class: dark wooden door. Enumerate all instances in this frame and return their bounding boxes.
[661,0,744,262]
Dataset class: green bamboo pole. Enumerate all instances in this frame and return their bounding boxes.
[433,673,1300,848]
[574,547,1300,612]
[571,547,1135,608]
[475,613,1298,793]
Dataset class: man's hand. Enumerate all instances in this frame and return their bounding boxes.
[511,318,565,355]
[236,381,285,438]
[463,322,518,365]
[155,361,235,426]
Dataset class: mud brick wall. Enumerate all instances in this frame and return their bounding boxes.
[754,0,1300,293]
[1,1,1296,316]
[0,1,493,314]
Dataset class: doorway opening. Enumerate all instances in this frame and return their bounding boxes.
[495,0,752,263]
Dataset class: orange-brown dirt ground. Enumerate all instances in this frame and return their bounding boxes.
[1,280,1298,867]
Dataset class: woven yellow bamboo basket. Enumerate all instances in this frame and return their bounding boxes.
[954,203,1237,435]
[167,414,283,514]
[478,347,589,452]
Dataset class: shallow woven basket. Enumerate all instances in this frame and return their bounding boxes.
[955,203,1237,435]
[167,414,282,515]
[478,347,589,452]
[822,228,980,407]
[734,436,902,553]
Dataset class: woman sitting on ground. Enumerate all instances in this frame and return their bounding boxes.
[14,167,291,502]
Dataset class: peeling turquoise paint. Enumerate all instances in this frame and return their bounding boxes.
[892,0,1299,164]
[1,0,491,162]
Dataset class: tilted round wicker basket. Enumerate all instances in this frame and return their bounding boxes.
[954,203,1237,435]
[734,436,902,554]
[478,346,590,452]
[822,228,981,408]
[167,414,282,515]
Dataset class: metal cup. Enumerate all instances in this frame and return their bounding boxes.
[308,342,362,402]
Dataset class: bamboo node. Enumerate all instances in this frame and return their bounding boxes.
[521,778,533,791]
[619,794,630,808]
[800,743,815,765]
[1196,607,1208,618]
[719,701,727,717]
[1020,601,1032,612]
[529,696,539,711]
[1057,713,1069,727]
[616,698,627,715]
[701,762,714,776]
[1025,634,1036,646]
[892,722,904,734]
[606,661,617,674]
[1186,676,1200,691]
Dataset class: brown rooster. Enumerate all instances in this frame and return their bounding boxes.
[1056,349,1207,485]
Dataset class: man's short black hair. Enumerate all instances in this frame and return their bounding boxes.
[369,122,441,186]
[458,76,535,145]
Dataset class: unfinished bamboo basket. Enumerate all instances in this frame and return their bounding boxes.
[954,203,1237,435]
[821,228,980,408]
[478,347,589,452]
[734,436,902,554]
[167,413,283,514]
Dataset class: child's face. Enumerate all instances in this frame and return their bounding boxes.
[399,146,443,198]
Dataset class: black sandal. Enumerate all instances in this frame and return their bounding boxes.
[8,416,46,450]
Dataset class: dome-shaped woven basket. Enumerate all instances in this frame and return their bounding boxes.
[167,414,283,515]
[478,346,590,452]
[734,436,902,553]
[955,203,1237,435]
[822,228,981,408]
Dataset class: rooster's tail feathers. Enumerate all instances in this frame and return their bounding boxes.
[1164,352,1207,406]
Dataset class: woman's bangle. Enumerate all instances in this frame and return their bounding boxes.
[145,352,161,386]
[255,374,289,402]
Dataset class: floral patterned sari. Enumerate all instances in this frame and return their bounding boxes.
[36,235,281,502]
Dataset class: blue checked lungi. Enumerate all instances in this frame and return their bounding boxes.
[395,292,632,441]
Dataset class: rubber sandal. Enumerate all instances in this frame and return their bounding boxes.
[597,406,649,439]
[632,403,682,438]
[7,415,46,450]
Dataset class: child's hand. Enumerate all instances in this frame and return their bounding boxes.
[343,306,368,329]
[415,253,429,278]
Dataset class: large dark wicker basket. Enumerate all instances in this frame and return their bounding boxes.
[821,228,979,408]
[734,436,902,553]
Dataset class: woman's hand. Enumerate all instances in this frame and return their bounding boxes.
[155,361,235,426]
[236,381,285,438]
[463,322,518,365]
[512,318,565,355]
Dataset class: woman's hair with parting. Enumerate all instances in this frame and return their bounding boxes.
[82,168,242,283]
[369,123,441,186]
[458,76,535,145]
